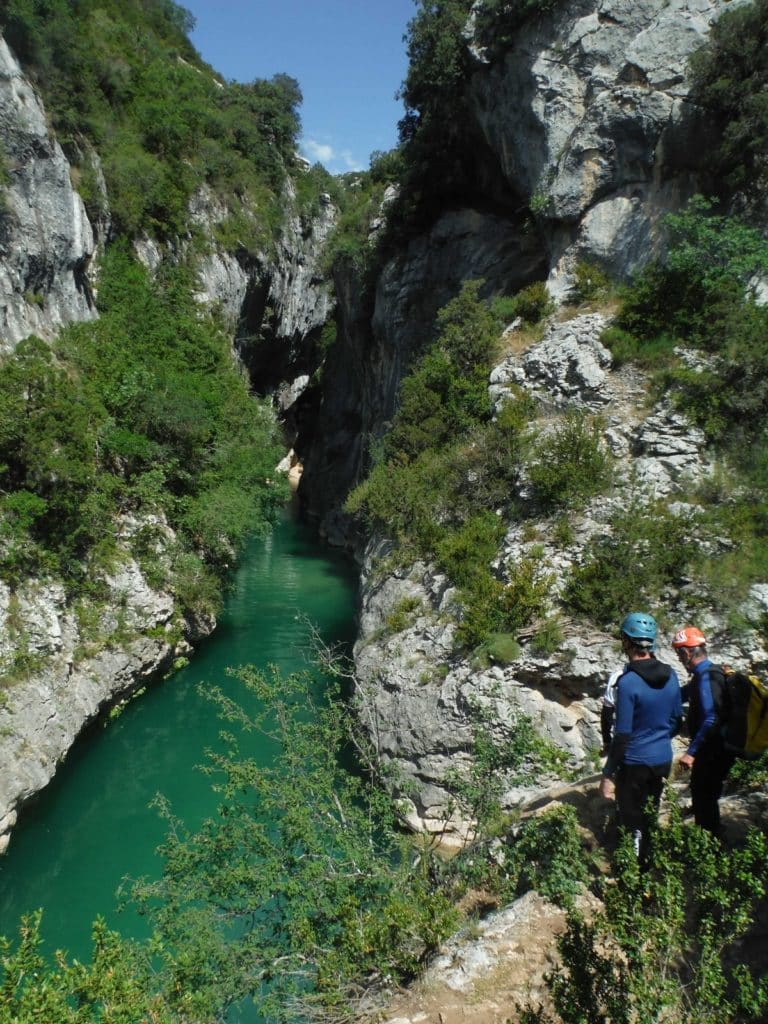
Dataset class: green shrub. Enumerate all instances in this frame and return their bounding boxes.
[506,805,592,908]
[564,499,701,628]
[514,281,554,323]
[600,325,677,369]
[688,0,768,198]
[493,281,554,326]
[618,196,768,345]
[447,701,568,836]
[527,412,613,511]
[0,251,286,601]
[728,750,768,793]
[1,0,301,239]
[568,261,611,305]
[435,512,505,588]
[531,615,564,655]
[522,798,768,1024]
[385,596,423,634]
[480,632,522,664]
[490,294,519,324]
[128,666,461,1020]
[456,556,552,650]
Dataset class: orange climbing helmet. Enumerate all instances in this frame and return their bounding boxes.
[672,626,707,648]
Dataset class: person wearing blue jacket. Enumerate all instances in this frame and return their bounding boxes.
[600,612,683,860]
[672,625,735,839]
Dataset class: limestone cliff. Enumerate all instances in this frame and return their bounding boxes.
[299,0,743,538]
[352,312,768,839]
[466,0,741,296]
[0,515,203,853]
[0,37,97,349]
[302,0,765,835]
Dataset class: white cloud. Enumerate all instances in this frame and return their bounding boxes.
[302,139,335,163]
[301,138,365,173]
[340,150,364,171]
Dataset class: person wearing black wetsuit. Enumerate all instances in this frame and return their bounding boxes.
[672,625,735,839]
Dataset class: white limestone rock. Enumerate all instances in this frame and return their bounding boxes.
[491,313,612,413]
[0,35,97,349]
[464,0,749,285]
[0,515,205,854]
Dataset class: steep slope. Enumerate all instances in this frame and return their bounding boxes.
[298,0,745,536]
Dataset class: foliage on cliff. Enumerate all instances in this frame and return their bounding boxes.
[0,0,302,239]
[522,801,768,1024]
[346,280,613,651]
[390,0,562,228]
[689,0,768,200]
[0,247,287,613]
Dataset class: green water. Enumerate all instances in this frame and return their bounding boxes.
[0,514,358,988]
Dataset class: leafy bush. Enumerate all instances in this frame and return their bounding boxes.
[567,261,612,305]
[0,913,177,1024]
[447,702,568,836]
[506,805,592,908]
[688,0,768,198]
[0,249,287,608]
[618,196,768,345]
[128,666,460,1021]
[564,499,701,628]
[728,749,768,793]
[522,798,768,1024]
[479,632,522,665]
[527,412,613,512]
[455,555,553,650]
[346,289,547,653]
[492,281,554,326]
[385,595,423,634]
[600,324,677,369]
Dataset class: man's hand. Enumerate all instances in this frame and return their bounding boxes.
[679,752,695,770]
[599,776,616,801]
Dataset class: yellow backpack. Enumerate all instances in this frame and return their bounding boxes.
[721,668,768,759]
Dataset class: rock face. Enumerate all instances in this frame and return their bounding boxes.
[299,0,742,541]
[300,209,547,542]
[191,180,336,392]
[466,0,745,296]
[0,518,206,854]
[353,313,767,839]
[0,37,97,350]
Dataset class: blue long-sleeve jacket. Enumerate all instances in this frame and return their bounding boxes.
[681,658,726,757]
[603,657,682,776]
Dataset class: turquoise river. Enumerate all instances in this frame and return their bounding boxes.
[0,512,359,1020]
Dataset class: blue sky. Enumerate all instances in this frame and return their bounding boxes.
[182,0,416,174]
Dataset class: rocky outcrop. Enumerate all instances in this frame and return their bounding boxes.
[353,313,768,839]
[190,180,336,394]
[0,37,97,350]
[465,0,746,296]
[0,517,209,853]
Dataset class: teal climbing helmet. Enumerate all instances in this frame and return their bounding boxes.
[620,612,657,644]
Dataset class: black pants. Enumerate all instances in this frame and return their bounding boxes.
[616,762,670,861]
[690,740,736,838]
